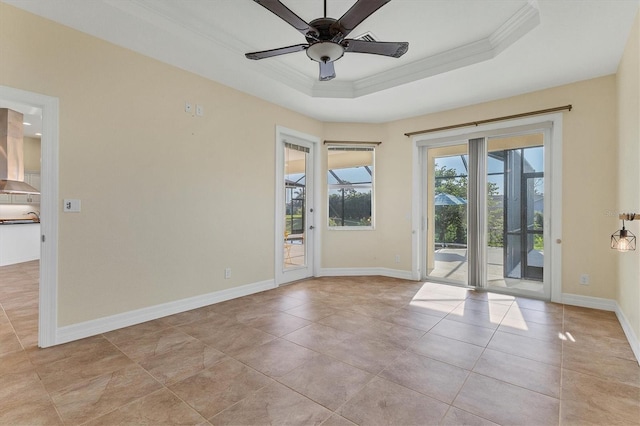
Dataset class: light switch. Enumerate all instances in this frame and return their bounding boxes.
[63,199,81,212]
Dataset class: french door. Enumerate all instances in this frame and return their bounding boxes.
[420,126,553,300]
[275,127,319,285]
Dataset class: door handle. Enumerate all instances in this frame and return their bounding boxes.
[309,226,315,230]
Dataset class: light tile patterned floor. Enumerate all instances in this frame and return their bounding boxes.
[1,261,639,425]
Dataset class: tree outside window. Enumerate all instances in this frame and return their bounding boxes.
[328,146,374,228]
[434,164,503,248]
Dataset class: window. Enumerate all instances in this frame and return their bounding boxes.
[327,146,374,228]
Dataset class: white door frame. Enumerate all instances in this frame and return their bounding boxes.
[412,114,563,303]
[275,126,321,285]
[0,85,59,347]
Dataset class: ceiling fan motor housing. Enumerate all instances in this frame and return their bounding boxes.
[305,18,345,63]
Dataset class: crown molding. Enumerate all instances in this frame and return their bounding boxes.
[314,1,541,98]
[490,0,541,55]
[106,0,540,100]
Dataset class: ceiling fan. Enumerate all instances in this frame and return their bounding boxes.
[245,0,409,81]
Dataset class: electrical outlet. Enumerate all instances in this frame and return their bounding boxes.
[185,102,192,113]
[579,274,590,285]
[395,254,400,263]
[224,268,231,279]
[196,104,204,116]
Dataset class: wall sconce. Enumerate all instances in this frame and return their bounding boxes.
[611,213,637,252]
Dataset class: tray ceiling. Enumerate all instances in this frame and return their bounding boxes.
[3,0,639,122]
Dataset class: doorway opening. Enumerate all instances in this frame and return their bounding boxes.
[0,85,59,347]
[0,103,42,348]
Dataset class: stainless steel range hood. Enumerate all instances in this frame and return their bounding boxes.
[0,179,39,194]
[0,108,39,195]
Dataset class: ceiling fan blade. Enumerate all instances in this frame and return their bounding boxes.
[253,0,318,37]
[245,43,309,60]
[333,0,391,37]
[343,39,408,58]
[319,61,336,81]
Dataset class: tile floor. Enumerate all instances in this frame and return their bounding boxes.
[1,261,639,425]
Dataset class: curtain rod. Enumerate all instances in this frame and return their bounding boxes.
[404,105,572,137]
[324,140,382,145]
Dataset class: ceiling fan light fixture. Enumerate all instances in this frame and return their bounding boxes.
[248,0,407,80]
[306,42,344,63]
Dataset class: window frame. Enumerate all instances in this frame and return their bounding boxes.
[326,145,375,231]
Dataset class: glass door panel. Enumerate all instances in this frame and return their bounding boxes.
[426,144,468,285]
[486,135,545,296]
[284,143,307,270]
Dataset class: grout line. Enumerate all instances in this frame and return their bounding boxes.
[0,303,25,351]
[558,303,566,424]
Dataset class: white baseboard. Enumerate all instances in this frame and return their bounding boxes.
[318,267,415,281]
[55,279,275,345]
[615,302,640,365]
[51,280,640,365]
[561,293,617,311]
[562,293,639,365]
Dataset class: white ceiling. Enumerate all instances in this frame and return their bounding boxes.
[4,0,639,123]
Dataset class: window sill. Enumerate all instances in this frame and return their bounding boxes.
[328,226,375,231]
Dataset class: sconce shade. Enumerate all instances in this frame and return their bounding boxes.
[611,226,636,252]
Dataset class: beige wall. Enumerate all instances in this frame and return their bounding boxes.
[324,76,620,302]
[616,12,640,340]
[0,3,322,325]
[321,122,410,268]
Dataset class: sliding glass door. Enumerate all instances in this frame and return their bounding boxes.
[423,130,550,299]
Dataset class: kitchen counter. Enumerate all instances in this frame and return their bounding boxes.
[0,218,40,225]
[0,222,40,266]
